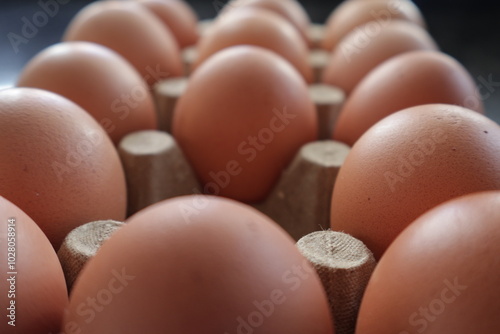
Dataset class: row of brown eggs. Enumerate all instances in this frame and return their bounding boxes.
[1,0,500,333]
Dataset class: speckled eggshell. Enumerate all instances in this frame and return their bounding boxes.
[63,1,182,86]
[322,0,425,51]
[195,8,312,82]
[0,197,68,334]
[221,0,311,46]
[322,21,437,96]
[0,88,126,249]
[17,42,157,145]
[333,50,484,146]
[136,0,199,48]
[357,191,500,333]
[173,46,317,203]
[330,104,500,259]
[63,196,334,334]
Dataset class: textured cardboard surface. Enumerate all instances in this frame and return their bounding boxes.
[257,141,350,240]
[57,220,124,291]
[297,231,377,334]
[118,130,201,216]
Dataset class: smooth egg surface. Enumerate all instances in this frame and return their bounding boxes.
[63,195,334,334]
[331,104,500,259]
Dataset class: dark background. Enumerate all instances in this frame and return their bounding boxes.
[1,0,499,122]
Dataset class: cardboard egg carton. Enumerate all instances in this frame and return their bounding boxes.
[57,23,376,334]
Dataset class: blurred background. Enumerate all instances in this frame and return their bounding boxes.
[1,0,499,122]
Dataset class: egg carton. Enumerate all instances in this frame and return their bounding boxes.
[56,55,378,334]
[56,21,379,334]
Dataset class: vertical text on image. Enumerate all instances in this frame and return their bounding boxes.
[6,217,17,327]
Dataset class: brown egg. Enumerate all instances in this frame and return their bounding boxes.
[221,0,310,46]
[63,195,334,333]
[136,0,199,48]
[330,104,500,259]
[195,8,312,83]
[357,191,500,333]
[0,88,126,249]
[173,46,317,202]
[322,21,438,96]
[0,197,68,334]
[334,51,483,146]
[322,0,425,51]
[17,42,157,145]
[63,0,182,86]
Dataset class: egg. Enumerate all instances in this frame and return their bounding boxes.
[330,104,500,259]
[135,0,199,48]
[322,20,438,96]
[322,0,425,51]
[221,0,311,46]
[63,0,182,87]
[334,50,483,146]
[357,191,500,333]
[195,8,312,82]
[17,42,157,145]
[0,197,68,334]
[173,46,317,202]
[63,195,334,333]
[0,88,126,249]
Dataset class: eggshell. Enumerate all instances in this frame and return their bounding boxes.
[330,104,500,259]
[322,0,425,51]
[221,0,310,46]
[17,42,157,145]
[0,197,68,334]
[195,8,312,82]
[334,51,483,146]
[322,21,438,96]
[173,46,317,202]
[63,196,334,333]
[63,1,182,86]
[0,88,126,249]
[357,191,500,333]
[136,0,199,48]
